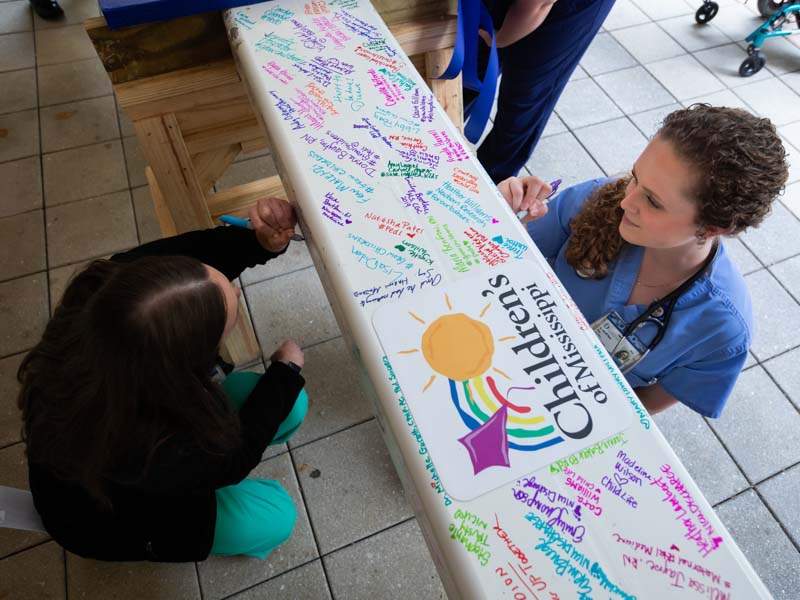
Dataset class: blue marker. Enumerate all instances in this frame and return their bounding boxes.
[220,214,304,242]
[516,178,562,220]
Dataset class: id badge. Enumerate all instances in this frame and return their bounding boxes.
[592,311,648,372]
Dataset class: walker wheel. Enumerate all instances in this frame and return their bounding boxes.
[739,55,766,77]
[695,2,719,24]
[757,0,784,18]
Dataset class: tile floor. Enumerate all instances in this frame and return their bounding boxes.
[2,0,800,598]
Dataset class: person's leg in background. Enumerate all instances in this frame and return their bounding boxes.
[210,370,309,558]
[477,0,616,183]
[29,0,63,20]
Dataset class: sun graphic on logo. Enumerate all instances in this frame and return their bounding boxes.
[397,294,564,475]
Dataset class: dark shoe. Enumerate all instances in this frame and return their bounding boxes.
[29,0,64,20]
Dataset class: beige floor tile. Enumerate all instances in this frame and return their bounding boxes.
[0,541,64,600]
[245,267,340,353]
[0,210,45,281]
[240,239,314,286]
[40,95,118,153]
[34,24,96,66]
[67,554,200,599]
[196,454,318,600]
[231,560,331,600]
[0,353,24,446]
[0,156,42,218]
[46,190,137,267]
[0,443,51,558]
[0,32,34,72]
[43,140,128,206]
[122,135,147,187]
[0,1,32,34]
[0,109,39,162]
[0,273,48,356]
[131,185,161,244]
[289,337,373,447]
[37,57,112,107]
[33,0,100,29]
[216,154,278,191]
[0,68,36,114]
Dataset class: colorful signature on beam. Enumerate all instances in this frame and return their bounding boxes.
[448,509,491,566]
[453,168,480,194]
[261,6,293,25]
[304,1,329,15]
[256,33,304,63]
[548,431,627,473]
[380,160,437,179]
[650,464,723,558]
[261,61,294,85]
[367,68,405,107]
[312,15,350,49]
[388,134,427,151]
[464,227,511,267]
[429,128,469,163]
[332,74,364,111]
[353,45,404,73]
[352,268,441,307]
[511,478,585,544]
[561,466,603,517]
[427,215,480,273]
[396,148,439,170]
[426,182,495,227]
[411,89,435,123]
[525,512,636,600]
[400,177,430,215]
[614,533,732,599]
[614,449,653,486]
[334,9,383,42]
[363,212,423,237]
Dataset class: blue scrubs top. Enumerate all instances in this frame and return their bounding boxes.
[526,178,752,418]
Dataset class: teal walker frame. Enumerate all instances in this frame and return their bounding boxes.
[695,0,800,76]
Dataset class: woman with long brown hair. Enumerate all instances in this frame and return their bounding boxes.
[18,197,307,562]
[499,104,789,418]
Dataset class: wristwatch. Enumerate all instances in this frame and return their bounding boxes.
[276,359,302,374]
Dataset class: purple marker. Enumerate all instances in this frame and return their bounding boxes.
[516,178,562,220]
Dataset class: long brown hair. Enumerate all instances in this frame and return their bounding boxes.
[17,256,241,503]
[564,105,789,278]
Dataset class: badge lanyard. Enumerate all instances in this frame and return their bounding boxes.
[592,241,720,374]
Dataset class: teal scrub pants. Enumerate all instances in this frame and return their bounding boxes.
[210,372,308,559]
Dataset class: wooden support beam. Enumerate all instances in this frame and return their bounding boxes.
[193,144,241,193]
[207,176,287,221]
[134,114,213,233]
[144,166,177,237]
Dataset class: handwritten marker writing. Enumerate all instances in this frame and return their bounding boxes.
[220,214,305,242]
[516,178,562,220]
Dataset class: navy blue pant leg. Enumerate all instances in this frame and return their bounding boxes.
[477,0,616,183]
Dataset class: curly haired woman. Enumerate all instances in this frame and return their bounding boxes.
[498,105,789,418]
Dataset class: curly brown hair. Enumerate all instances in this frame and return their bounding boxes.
[564,104,789,278]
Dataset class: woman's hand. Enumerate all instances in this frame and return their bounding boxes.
[497,176,551,224]
[271,339,304,369]
[249,197,297,253]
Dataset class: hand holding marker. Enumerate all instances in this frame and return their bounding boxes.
[516,178,562,220]
[220,215,305,242]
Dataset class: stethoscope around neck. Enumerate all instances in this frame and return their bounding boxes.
[591,240,720,372]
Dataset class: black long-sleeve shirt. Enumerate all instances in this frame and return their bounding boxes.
[29,227,304,562]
